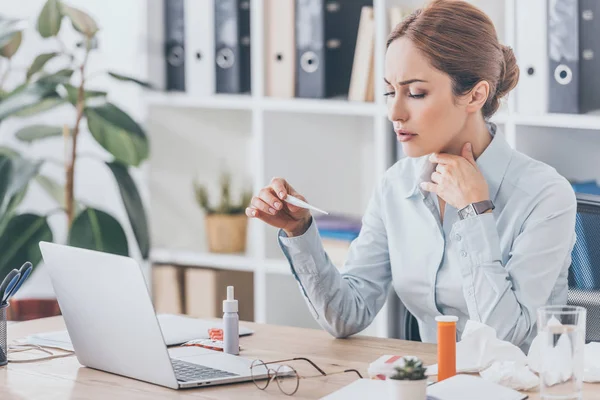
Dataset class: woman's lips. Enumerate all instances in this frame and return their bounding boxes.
[395,129,417,142]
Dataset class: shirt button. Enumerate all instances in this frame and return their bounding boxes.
[461,250,467,258]
[455,234,462,241]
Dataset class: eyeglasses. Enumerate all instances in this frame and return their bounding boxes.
[250,357,363,396]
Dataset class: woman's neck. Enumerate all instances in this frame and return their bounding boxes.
[442,116,492,160]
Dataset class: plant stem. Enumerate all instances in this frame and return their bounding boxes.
[65,48,90,227]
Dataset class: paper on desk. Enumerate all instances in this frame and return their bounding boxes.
[18,314,254,351]
[427,320,538,391]
[320,376,527,400]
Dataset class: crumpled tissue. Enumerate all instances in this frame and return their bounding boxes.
[528,316,599,384]
[426,320,539,391]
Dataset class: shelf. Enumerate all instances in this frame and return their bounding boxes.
[261,97,378,116]
[513,113,600,130]
[149,248,291,275]
[145,92,379,116]
[145,92,253,110]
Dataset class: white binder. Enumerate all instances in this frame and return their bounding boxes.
[266,0,295,98]
[184,0,215,96]
[515,0,548,115]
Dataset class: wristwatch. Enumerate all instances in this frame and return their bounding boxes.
[458,200,495,220]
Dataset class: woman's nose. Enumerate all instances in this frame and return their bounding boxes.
[388,97,408,123]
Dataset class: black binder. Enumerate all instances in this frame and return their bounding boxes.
[164,0,185,91]
[579,0,600,113]
[548,0,580,113]
[295,0,372,99]
[214,0,251,94]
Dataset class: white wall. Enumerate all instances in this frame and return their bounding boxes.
[0,0,149,297]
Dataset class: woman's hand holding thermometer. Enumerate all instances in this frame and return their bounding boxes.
[246,177,323,237]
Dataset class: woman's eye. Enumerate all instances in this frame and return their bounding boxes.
[383,91,395,97]
[408,92,426,99]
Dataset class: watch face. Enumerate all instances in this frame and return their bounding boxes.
[460,204,476,219]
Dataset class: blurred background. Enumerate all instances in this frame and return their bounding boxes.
[0,0,599,339]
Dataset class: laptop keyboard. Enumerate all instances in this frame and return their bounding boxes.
[171,358,239,382]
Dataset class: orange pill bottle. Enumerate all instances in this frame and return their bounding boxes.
[435,315,458,382]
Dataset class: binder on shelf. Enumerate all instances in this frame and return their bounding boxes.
[516,0,548,115]
[164,0,186,91]
[348,6,374,102]
[548,0,580,114]
[295,0,373,99]
[147,0,166,90]
[184,0,215,97]
[579,0,600,113]
[214,0,251,94]
[266,0,296,98]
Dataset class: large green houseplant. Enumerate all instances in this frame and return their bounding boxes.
[0,0,152,283]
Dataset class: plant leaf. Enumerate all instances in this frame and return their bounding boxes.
[11,96,65,118]
[35,174,81,212]
[68,208,128,256]
[15,125,63,143]
[106,162,149,258]
[0,156,13,211]
[27,52,59,80]
[0,146,20,159]
[0,157,43,219]
[63,83,106,106]
[37,0,63,38]
[0,214,53,279]
[85,103,149,166]
[61,4,98,38]
[108,72,153,89]
[37,68,73,85]
[0,82,61,121]
[0,31,22,59]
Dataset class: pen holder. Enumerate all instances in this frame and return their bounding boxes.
[0,302,7,366]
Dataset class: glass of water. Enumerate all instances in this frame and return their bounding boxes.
[537,305,586,400]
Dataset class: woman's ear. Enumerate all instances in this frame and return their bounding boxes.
[465,80,490,114]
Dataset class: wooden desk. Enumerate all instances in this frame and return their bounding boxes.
[0,317,596,399]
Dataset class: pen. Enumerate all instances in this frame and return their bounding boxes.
[284,194,329,215]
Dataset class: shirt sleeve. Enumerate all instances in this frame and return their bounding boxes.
[451,178,577,347]
[277,177,392,338]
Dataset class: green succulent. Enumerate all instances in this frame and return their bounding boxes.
[388,357,427,381]
[194,171,252,215]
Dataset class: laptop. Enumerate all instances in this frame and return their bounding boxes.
[39,241,278,389]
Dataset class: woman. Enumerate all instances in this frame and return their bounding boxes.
[245,0,576,353]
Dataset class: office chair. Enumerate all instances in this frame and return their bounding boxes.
[568,192,600,342]
[393,192,600,343]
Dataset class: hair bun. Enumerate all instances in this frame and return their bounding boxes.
[497,45,520,99]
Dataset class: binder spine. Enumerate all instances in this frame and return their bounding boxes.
[164,0,186,91]
[296,0,325,98]
[579,0,600,113]
[238,0,252,93]
[548,0,580,114]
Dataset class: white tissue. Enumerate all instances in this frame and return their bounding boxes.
[529,329,599,384]
[427,320,539,391]
[479,361,539,391]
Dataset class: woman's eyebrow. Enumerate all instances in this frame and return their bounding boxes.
[383,78,428,86]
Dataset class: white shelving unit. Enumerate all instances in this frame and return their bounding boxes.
[144,0,600,338]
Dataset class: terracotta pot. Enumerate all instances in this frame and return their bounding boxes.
[205,214,248,253]
[386,378,427,400]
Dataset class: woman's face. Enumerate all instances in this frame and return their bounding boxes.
[384,37,469,158]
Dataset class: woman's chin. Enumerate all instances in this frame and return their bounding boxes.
[400,143,428,158]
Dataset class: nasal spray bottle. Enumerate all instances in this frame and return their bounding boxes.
[223,286,239,355]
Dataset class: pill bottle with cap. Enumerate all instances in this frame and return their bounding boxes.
[223,286,239,355]
[435,315,458,382]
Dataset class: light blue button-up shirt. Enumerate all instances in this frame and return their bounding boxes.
[277,123,577,353]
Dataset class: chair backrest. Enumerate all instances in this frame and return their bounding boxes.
[568,192,600,342]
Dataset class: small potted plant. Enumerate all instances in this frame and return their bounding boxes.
[386,356,428,400]
[194,172,252,254]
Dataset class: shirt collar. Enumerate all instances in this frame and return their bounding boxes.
[402,122,513,202]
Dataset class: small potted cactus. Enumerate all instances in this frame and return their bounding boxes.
[386,356,428,399]
[194,172,252,253]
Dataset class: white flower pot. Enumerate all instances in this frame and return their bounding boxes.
[386,378,427,400]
